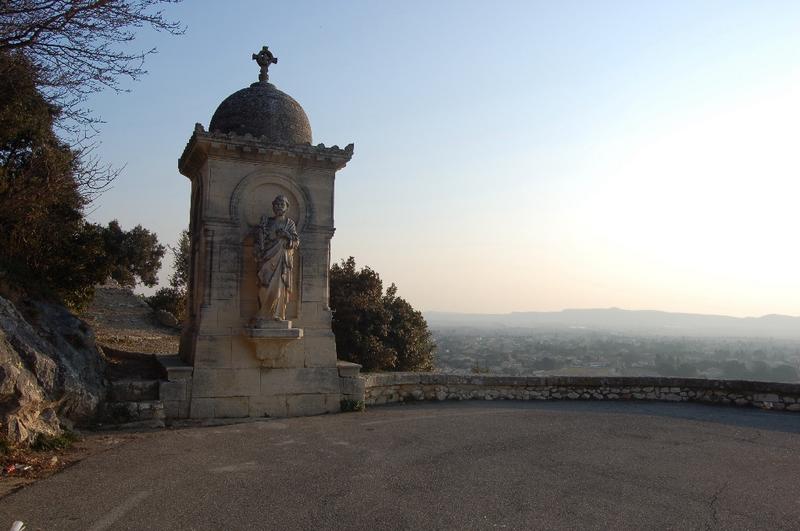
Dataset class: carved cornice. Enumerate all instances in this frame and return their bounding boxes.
[178,123,354,177]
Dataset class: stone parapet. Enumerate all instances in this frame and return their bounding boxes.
[362,373,800,411]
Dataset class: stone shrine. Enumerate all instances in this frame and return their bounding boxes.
[173,46,355,418]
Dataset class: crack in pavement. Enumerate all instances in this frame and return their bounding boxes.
[704,479,730,531]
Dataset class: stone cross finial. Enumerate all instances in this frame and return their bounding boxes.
[252,46,278,84]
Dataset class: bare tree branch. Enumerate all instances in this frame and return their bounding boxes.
[0,0,184,201]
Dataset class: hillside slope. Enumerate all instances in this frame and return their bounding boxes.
[79,281,179,355]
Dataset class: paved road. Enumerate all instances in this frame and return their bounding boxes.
[1,401,799,530]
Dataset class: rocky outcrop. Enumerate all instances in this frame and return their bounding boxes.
[0,296,107,444]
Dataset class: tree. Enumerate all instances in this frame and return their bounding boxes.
[330,257,435,372]
[383,284,435,371]
[100,219,164,288]
[0,53,165,306]
[0,2,180,306]
[168,228,189,290]
[0,0,183,127]
[0,50,88,303]
[147,228,188,321]
[1,0,184,200]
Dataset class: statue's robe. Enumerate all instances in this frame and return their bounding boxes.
[255,216,299,320]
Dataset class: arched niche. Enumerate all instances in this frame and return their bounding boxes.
[231,170,309,321]
[229,170,310,233]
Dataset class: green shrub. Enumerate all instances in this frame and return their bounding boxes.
[340,399,366,412]
[31,431,78,452]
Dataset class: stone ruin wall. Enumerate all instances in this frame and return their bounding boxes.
[360,373,800,412]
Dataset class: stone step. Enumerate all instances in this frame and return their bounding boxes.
[109,379,160,402]
[102,400,166,426]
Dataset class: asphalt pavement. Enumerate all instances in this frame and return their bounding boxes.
[1,400,799,530]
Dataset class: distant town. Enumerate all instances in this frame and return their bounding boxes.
[431,328,800,382]
[427,308,800,382]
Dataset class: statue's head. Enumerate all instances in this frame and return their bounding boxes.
[272,194,289,216]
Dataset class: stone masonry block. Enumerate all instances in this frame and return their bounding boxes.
[214,300,241,328]
[214,397,250,418]
[284,340,305,368]
[159,380,188,402]
[249,395,288,418]
[324,393,341,413]
[301,275,325,302]
[217,246,240,273]
[190,398,214,419]
[230,336,258,369]
[261,367,340,395]
[198,306,218,330]
[304,335,336,367]
[193,368,260,398]
[163,400,190,420]
[286,394,328,417]
[337,361,361,378]
[340,377,365,397]
[194,335,232,368]
[211,273,238,300]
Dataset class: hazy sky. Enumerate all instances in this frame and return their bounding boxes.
[86,0,800,317]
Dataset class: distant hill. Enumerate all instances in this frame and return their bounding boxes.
[424,308,800,339]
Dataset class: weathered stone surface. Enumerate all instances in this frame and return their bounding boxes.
[163,399,190,420]
[340,378,365,397]
[214,397,250,418]
[159,380,188,402]
[249,394,287,418]
[261,368,340,395]
[286,394,327,416]
[0,296,106,444]
[189,398,215,419]
[192,368,260,398]
[209,82,312,145]
[337,360,362,379]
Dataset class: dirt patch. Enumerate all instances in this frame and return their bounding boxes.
[80,283,179,355]
[0,432,145,498]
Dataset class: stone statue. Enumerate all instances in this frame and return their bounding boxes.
[254,195,299,322]
[252,46,278,84]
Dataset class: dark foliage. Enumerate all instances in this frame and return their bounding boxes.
[101,219,164,288]
[0,56,165,304]
[330,257,434,372]
[0,51,86,303]
[169,229,190,290]
[147,228,188,321]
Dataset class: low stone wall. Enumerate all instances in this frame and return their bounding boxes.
[361,373,800,411]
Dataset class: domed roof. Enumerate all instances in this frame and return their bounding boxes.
[208,46,312,145]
